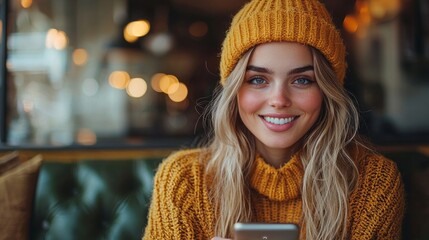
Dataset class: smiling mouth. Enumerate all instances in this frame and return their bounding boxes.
[263,116,297,125]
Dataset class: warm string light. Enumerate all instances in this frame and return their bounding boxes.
[168,83,188,102]
[84,15,195,102]
[20,0,32,9]
[343,15,359,33]
[151,73,165,92]
[368,0,401,20]
[126,78,147,98]
[124,20,150,43]
[72,48,88,66]
[159,75,179,94]
[106,71,188,102]
[189,21,208,38]
[152,73,188,102]
[46,29,68,50]
[109,71,130,89]
[343,0,401,35]
[109,16,197,102]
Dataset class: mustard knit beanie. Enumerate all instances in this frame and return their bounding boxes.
[219,0,346,85]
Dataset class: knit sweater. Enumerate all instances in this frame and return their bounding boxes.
[142,147,405,240]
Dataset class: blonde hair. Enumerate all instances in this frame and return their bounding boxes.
[204,46,361,239]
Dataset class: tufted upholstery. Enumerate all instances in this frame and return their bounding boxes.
[10,147,428,240]
[29,156,164,240]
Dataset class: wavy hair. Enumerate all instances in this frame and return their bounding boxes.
[203,46,362,239]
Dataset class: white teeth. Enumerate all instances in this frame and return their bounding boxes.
[264,116,295,125]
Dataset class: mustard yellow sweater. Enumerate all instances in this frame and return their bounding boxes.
[143,148,405,240]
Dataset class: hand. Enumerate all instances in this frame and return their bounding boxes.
[211,237,232,240]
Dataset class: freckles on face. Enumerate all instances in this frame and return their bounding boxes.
[237,42,323,157]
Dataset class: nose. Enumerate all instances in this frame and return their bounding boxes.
[268,84,291,108]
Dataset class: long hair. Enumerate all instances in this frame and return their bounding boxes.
[204,46,361,239]
[300,48,361,240]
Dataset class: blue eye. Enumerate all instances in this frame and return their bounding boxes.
[248,77,266,85]
[293,78,313,85]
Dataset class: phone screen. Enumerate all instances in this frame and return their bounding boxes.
[234,223,299,240]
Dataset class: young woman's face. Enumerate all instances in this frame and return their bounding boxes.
[237,42,323,157]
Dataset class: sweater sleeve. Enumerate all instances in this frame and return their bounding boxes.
[142,150,201,240]
[377,160,405,239]
[349,154,406,240]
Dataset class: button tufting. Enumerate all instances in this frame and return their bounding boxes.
[30,157,164,239]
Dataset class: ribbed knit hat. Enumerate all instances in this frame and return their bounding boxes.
[219,0,346,85]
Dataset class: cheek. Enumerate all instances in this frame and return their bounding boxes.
[296,90,323,115]
[237,89,262,115]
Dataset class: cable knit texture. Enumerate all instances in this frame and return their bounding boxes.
[219,0,347,85]
[142,147,405,239]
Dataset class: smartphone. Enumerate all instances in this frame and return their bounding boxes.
[234,223,299,240]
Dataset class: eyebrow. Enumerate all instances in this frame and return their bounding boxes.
[246,65,314,75]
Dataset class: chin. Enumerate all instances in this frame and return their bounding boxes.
[260,140,297,150]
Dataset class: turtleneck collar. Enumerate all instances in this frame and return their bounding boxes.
[250,153,304,201]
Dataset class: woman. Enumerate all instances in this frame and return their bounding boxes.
[142,0,405,239]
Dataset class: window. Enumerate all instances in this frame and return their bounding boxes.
[1,0,428,148]
[0,0,245,147]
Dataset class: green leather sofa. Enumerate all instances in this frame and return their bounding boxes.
[2,147,428,240]
[24,149,171,240]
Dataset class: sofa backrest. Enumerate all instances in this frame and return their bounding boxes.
[29,155,164,240]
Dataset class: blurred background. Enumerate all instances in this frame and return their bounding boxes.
[0,0,428,147]
[1,1,429,239]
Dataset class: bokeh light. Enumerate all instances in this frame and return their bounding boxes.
[124,19,150,43]
[108,71,130,89]
[73,48,88,66]
[145,33,174,55]
[151,73,165,92]
[343,15,359,33]
[123,29,138,43]
[20,0,32,8]
[159,74,179,94]
[46,29,68,50]
[126,77,148,98]
[22,100,34,113]
[168,83,188,102]
[189,21,208,38]
[356,1,371,25]
[167,81,180,94]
